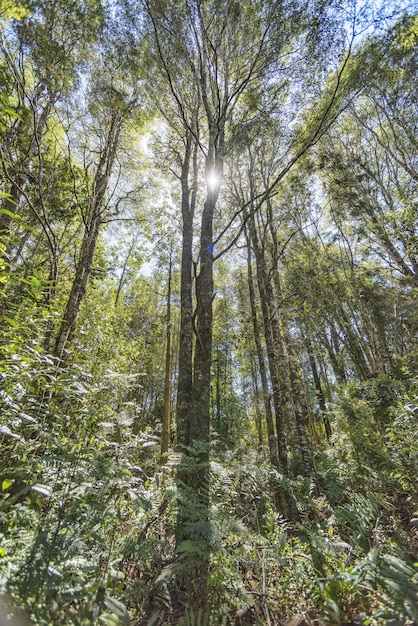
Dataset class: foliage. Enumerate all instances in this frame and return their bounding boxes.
[1,3,417,625]
[0,343,158,624]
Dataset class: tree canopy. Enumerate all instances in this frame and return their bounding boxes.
[0,1,417,625]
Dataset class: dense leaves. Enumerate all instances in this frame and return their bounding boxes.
[1,1,417,624]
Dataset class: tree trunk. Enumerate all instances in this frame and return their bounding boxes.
[272,265,312,474]
[176,133,197,449]
[53,216,101,362]
[175,139,219,608]
[305,330,332,441]
[161,246,173,464]
[250,357,264,450]
[246,209,288,471]
[324,323,346,383]
[245,231,278,466]
[53,112,123,362]
[265,199,310,474]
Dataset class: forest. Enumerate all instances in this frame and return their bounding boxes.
[0,0,417,624]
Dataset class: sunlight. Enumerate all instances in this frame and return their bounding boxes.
[206,170,220,190]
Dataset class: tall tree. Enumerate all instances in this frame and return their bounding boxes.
[0,0,105,293]
[141,0,303,502]
[139,0,324,600]
[53,48,144,361]
[318,14,418,287]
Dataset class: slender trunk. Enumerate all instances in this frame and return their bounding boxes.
[265,197,309,473]
[43,253,60,352]
[245,231,278,466]
[334,304,372,380]
[366,208,418,287]
[114,236,138,310]
[161,247,173,463]
[324,323,346,383]
[273,267,311,473]
[305,330,332,441]
[176,134,197,448]
[250,357,264,450]
[246,209,288,471]
[215,353,222,435]
[53,112,123,362]
[317,341,333,402]
[301,366,321,445]
[53,216,101,361]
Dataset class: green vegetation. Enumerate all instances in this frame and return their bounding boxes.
[0,1,417,624]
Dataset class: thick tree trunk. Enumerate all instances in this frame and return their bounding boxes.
[190,192,213,450]
[175,141,219,608]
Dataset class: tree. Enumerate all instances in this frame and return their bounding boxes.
[161,243,173,463]
[52,42,146,361]
[318,14,418,287]
[138,0,325,602]
[0,0,105,296]
[1,4,418,624]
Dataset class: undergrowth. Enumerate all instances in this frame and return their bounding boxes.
[1,351,417,625]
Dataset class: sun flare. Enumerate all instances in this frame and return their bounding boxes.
[206,171,220,190]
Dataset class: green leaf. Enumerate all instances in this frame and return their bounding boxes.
[0,425,22,440]
[382,554,415,576]
[4,317,19,329]
[0,1,30,20]
[176,540,209,558]
[0,208,18,219]
[2,479,14,491]
[99,613,125,625]
[103,597,130,625]
[3,107,21,119]
[146,612,161,626]
[31,484,52,497]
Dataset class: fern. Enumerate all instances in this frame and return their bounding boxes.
[176,606,228,626]
[357,551,418,623]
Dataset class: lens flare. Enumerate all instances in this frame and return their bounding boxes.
[206,171,220,190]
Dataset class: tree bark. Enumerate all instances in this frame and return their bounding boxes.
[53,112,123,362]
[305,330,332,441]
[250,357,264,450]
[161,245,173,463]
[246,208,288,471]
[273,267,312,474]
[245,231,278,466]
[176,132,197,448]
